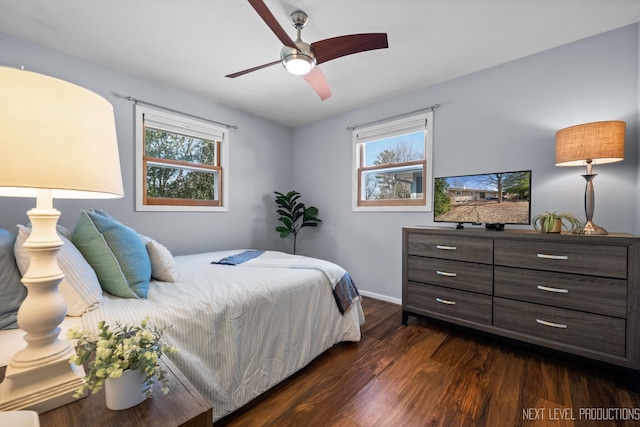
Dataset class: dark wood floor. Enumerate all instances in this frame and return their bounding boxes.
[217,297,640,426]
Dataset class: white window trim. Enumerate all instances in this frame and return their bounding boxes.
[135,105,229,212]
[352,111,434,212]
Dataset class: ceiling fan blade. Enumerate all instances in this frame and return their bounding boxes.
[302,67,332,100]
[312,33,389,65]
[225,60,281,78]
[248,0,297,49]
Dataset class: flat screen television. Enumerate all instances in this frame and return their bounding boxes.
[433,170,531,228]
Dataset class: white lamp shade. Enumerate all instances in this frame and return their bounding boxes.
[0,67,124,199]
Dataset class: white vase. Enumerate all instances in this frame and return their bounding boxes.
[105,368,147,410]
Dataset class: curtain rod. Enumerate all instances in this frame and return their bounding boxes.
[346,103,441,131]
[121,95,239,130]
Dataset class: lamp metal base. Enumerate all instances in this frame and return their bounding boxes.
[583,220,608,235]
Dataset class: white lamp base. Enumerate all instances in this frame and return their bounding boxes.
[0,355,85,413]
[0,193,87,413]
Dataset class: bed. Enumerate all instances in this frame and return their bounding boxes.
[0,212,364,421]
[83,250,364,420]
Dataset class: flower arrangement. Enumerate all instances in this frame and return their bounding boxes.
[67,317,178,398]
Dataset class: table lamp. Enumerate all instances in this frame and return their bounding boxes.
[555,120,625,235]
[0,67,124,412]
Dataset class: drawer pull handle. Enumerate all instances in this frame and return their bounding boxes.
[536,319,567,329]
[436,270,457,277]
[435,297,456,305]
[537,253,568,260]
[436,245,457,251]
[537,285,569,294]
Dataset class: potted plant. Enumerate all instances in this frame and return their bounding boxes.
[68,317,178,410]
[274,190,322,254]
[532,211,583,234]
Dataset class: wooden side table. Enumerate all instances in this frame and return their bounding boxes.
[0,357,212,427]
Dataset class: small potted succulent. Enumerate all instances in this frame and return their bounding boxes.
[532,211,583,234]
[68,317,178,410]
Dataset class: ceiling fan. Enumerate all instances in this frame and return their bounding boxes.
[225,0,389,100]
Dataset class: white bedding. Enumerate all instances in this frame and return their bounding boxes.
[81,250,364,421]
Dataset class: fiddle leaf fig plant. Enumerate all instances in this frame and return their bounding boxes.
[274,191,322,254]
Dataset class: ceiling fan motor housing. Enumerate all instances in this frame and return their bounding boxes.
[281,41,316,75]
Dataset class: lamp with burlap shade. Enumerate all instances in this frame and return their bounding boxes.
[556,121,625,166]
[555,120,625,235]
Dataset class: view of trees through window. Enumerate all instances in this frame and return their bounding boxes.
[353,111,432,211]
[361,132,425,202]
[144,128,218,202]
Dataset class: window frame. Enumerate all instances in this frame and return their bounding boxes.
[135,105,229,212]
[352,111,434,212]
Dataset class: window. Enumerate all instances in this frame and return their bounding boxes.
[135,105,229,211]
[352,111,433,211]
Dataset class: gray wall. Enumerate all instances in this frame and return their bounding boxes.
[0,32,294,255]
[292,24,639,302]
[637,23,640,238]
[1,25,638,302]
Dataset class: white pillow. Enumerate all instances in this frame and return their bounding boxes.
[139,235,178,282]
[14,225,103,316]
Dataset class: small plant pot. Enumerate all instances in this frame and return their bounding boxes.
[533,212,583,234]
[105,368,147,410]
[548,218,562,233]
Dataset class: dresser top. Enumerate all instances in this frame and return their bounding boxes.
[403,226,639,244]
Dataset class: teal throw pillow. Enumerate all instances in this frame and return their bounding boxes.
[71,210,151,298]
[0,228,27,329]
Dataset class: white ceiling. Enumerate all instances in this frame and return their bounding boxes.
[1,0,639,128]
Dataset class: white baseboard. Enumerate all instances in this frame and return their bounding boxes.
[359,290,401,305]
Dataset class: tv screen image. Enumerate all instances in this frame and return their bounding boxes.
[433,170,531,226]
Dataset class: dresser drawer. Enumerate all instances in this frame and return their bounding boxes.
[407,234,492,264]
[494,266,627,317]
[494,240,627,278]
[406,282,492,325]
[408,256,493,294]
[493,298,626,356]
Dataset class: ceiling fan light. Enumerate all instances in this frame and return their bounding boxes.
[283,55,314,75]
[281,42,316,76]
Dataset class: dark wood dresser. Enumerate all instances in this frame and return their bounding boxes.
[402,226,640,380]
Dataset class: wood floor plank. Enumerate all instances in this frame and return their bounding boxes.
[356,321,445,376]
[524,354,572,406]
[217,297,640,426]
[340,325,451,426]
[219,338,373,426]
[429,333,497,421]
[482,347,527,427]
[372,359,457,427]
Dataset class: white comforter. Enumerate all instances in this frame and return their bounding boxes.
[82,250,364,421]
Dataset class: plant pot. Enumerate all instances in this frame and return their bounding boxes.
[548,218,562,233]
[105,368,147,410]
